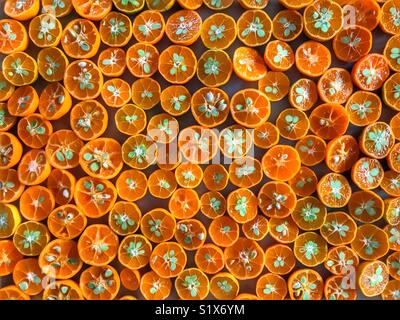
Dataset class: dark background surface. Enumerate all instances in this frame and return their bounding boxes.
[0,0,395,300]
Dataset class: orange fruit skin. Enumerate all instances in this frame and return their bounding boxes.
[0,285,30,300]
[0,240,23,276]
[234,293,259,300]
[63,60,103,100]
[0,19,28,54]
[158,45,197,84]
[292,196,326,230]
[175,268,209,300]
[210,272,239,300]
[227,188,258,224]
[4,0,40,21]
[0,169,25,204]
[224,237,265,280]
[18,149,52,185]
[19,185,55,221]
[352,54,390,91]
[256,273,287,300]
[288,269,324,300]
[174,221,200,250]
[39,82,72,120]
[97,48,126,77]
[230,88,271,128]
[324,245,359,276]
[279,0,313,10]
[13,258,46,296]
[295,41,331,77]
[359,122,395,159]
[264,244,296,275]
[209,216,239,248]
[74,176,117,219]
[61,19,101,59]
[344,0,381,31]
[140,208,176,243]
[320,211,357,246]
[258,181,297,218]
[79,265,120,300]
[194,244,224,275]
[351,224,390,261]
[72,0,112,21]
[7,85,39,117]
[196,50,233,88]
[324,275,357,300]
[294,232,328,267]
[3,52,38,86]
[119,234,151,270]
[0,82,15,107]
[317,68,353,105]
[309,103,349,140]
[146,0,175,11]
[132,10,165,44]
[348,190,384,224]
[303,0,343,42]
[47,205,87,240]
[120,268,141,291]
[201,13,237,50]
[150,241,186,277]
[233,47,267,82]
[0,133,23,169]
[325,135,359,173]
[382,280,400,300]
[79,138,123,179]
[264,41,294,72]
[78,224,119,267]
[165,10,202,45]
[333,26,373,63]
[39,239,83,279]
[272,9,303,41]
[126,43,159,78]
[380,0,400,34]
[14,221,51,257]
[276,108,309,141]
[178,0,202,9]
[41,0,73,17]
[358,261,389,297]
[140,270,172,300]
[345,91,382,126]
[18,114,53,149]
[261,145,301,181]
[383,72,400,111]
[289,78,318,111]
[100,12,132,47]
[239,0,269,9]
[384,34,400,72]
[29,14,63,48]
[203,0,233,10]
[351,157,384,190]
[317,173,352,208]
[237,9,272,47]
